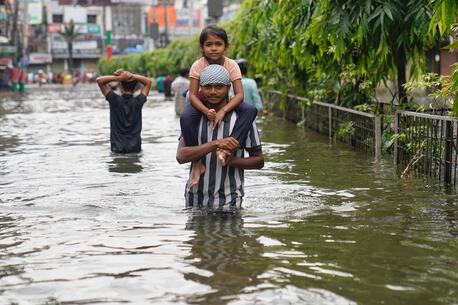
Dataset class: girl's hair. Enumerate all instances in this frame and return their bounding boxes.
[199,25,228,47]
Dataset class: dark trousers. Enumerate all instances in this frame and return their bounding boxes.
[180,102,257,148]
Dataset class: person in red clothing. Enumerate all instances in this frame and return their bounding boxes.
[10,65,19,93]
[163,74,174,98]
[18,68,27,95]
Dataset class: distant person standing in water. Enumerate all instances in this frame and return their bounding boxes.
[96,69,151,153]
[156,74,165,93]
[18,68,27,95]
[171,68,190,116]
[163,74,174,98]
[10,64,19,94]
[236,59,264,112]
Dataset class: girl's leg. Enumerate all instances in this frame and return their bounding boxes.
[216,102,257,166]
[180,102,206,187]
[180,102,202,146]
[231,102,257,148]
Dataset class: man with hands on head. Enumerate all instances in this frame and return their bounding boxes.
[96,69,151,154]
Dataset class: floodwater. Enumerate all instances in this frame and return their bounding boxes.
[0,85,457,305]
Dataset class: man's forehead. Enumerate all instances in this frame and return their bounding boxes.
[202,82,228,86]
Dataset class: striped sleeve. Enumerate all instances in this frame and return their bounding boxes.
[245,121,261,148]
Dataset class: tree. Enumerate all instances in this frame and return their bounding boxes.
[60,20,82,73]
[228,0,455,108]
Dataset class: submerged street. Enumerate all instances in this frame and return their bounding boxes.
[0,85,457,305]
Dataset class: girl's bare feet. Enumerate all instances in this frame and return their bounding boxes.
[188,160,206,188]
[216,148,232,166]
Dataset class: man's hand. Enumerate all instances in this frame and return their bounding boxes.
[114,69,124,76]
[206,108,216,121]
[216,137,239,151]
[213,109,226,129]
[122,71,134,81]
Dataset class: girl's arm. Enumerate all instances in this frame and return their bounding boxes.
[189,78,210,114]
[222,79,244,113]
[214,79,244,127]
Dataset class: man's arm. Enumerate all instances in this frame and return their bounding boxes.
[176,137,239,164]
[96,75,122,97]
[226,146,264,169]
[132,74,152,97]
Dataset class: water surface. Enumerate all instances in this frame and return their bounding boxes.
[0,85,457,305]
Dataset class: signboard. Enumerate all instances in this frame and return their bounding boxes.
[74,41,97,50]
[51,49,102,59]
[59,0,111,5]
[87,24,100,33]
[48,24,63,33]
[76,24,101,34]
[64,6,87,23]
[0,57,13,65]
[175,8,201,27]
[29,53,52,64]
[111,0,151,4]
[147,6,176,27]
[0,6,7,21]
[0,45,16,56]
[28,1,43,25]
[51,33,102,59]
[52,41,67,49]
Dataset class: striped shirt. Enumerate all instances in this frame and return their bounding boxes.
[185,111,261,211]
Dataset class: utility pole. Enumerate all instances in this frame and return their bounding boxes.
[208,0,223,23]
[22,0,29,54]
[162,0,169,47]
[11,0,19,62]
[188,0,193,36]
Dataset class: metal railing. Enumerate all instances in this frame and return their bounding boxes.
[394,110,458,185]
[262,90,458,187]
[263,90,382,159]
[307,101,381,157]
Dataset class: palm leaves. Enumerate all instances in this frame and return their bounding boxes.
[59,20,83,73]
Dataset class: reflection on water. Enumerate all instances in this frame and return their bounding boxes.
[108,153,143,173]
[184,214,264,305]
[0,214,25,281]
[0,85,457,305]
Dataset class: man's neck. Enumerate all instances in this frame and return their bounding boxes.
[207,99,228,112]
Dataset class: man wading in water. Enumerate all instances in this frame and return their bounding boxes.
[176,64,264,212]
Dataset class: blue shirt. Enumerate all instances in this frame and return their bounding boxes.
[241,77,263,111]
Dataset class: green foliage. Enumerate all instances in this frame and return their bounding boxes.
[98,36,200,77]
[404,72,458,115]
[354,103,376,113]
[225,0,455,109]
[98,52,151,75]
[334,121,356,143]
[452,63,458,117]
[429,0,457,36]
